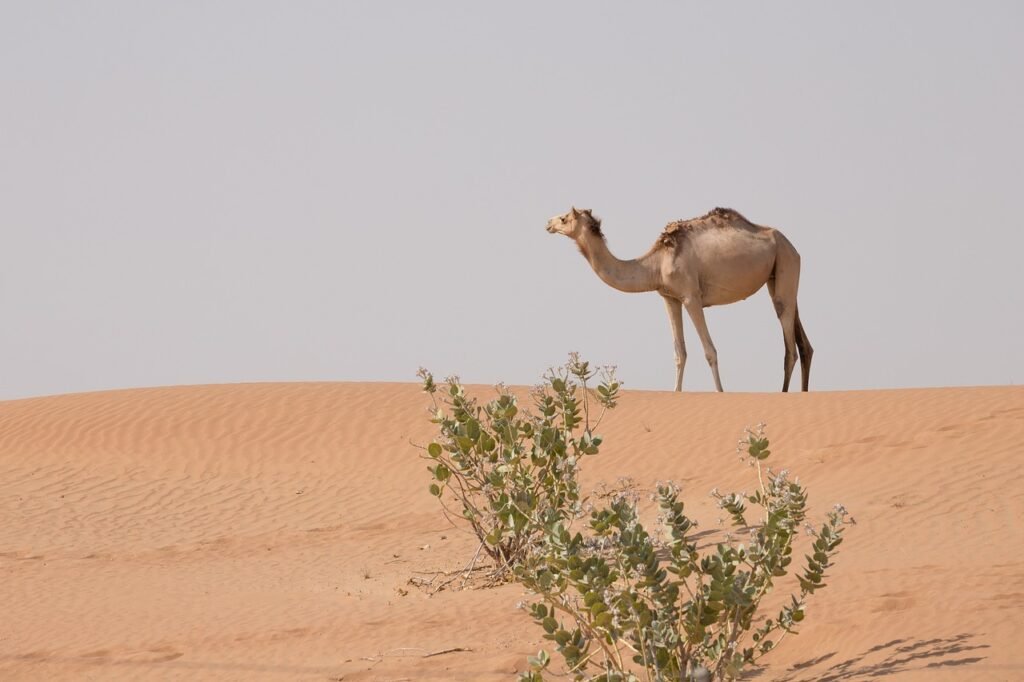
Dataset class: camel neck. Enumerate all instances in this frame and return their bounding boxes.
[577,231,660,293]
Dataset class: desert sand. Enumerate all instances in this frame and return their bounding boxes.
[1,382,1022,680]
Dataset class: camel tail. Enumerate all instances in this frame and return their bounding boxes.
[794,306,813,391]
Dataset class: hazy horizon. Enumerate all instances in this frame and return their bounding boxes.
[2,2,1022,400]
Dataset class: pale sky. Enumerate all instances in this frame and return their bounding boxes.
[2,2,1022,400]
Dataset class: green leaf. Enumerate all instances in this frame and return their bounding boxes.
[427,442,442,458]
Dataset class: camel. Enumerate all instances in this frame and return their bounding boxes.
[545,206,812,392]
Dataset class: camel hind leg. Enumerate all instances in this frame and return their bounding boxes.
[767,278,798,392]
[767,233,807,392]
[794,306,813,391]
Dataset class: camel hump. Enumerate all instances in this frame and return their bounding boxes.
[657,207,753,249]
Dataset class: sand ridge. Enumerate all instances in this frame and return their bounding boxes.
[1,383,1022,680]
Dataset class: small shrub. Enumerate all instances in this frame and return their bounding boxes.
[518,427,850,681]
[417,354,620,575]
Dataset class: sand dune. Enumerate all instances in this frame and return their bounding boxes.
[1,382,1022,680]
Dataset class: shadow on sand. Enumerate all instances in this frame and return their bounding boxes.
[766,632,989,680]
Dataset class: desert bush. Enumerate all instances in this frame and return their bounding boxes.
[417,354,620,575]
[518,427,850,681]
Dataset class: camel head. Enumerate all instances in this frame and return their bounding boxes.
[545,206,602,240]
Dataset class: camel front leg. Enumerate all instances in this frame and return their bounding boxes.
[683,300,724,392]
[662,296,687,391]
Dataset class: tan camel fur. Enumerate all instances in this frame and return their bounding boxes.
[545,207,813,392]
